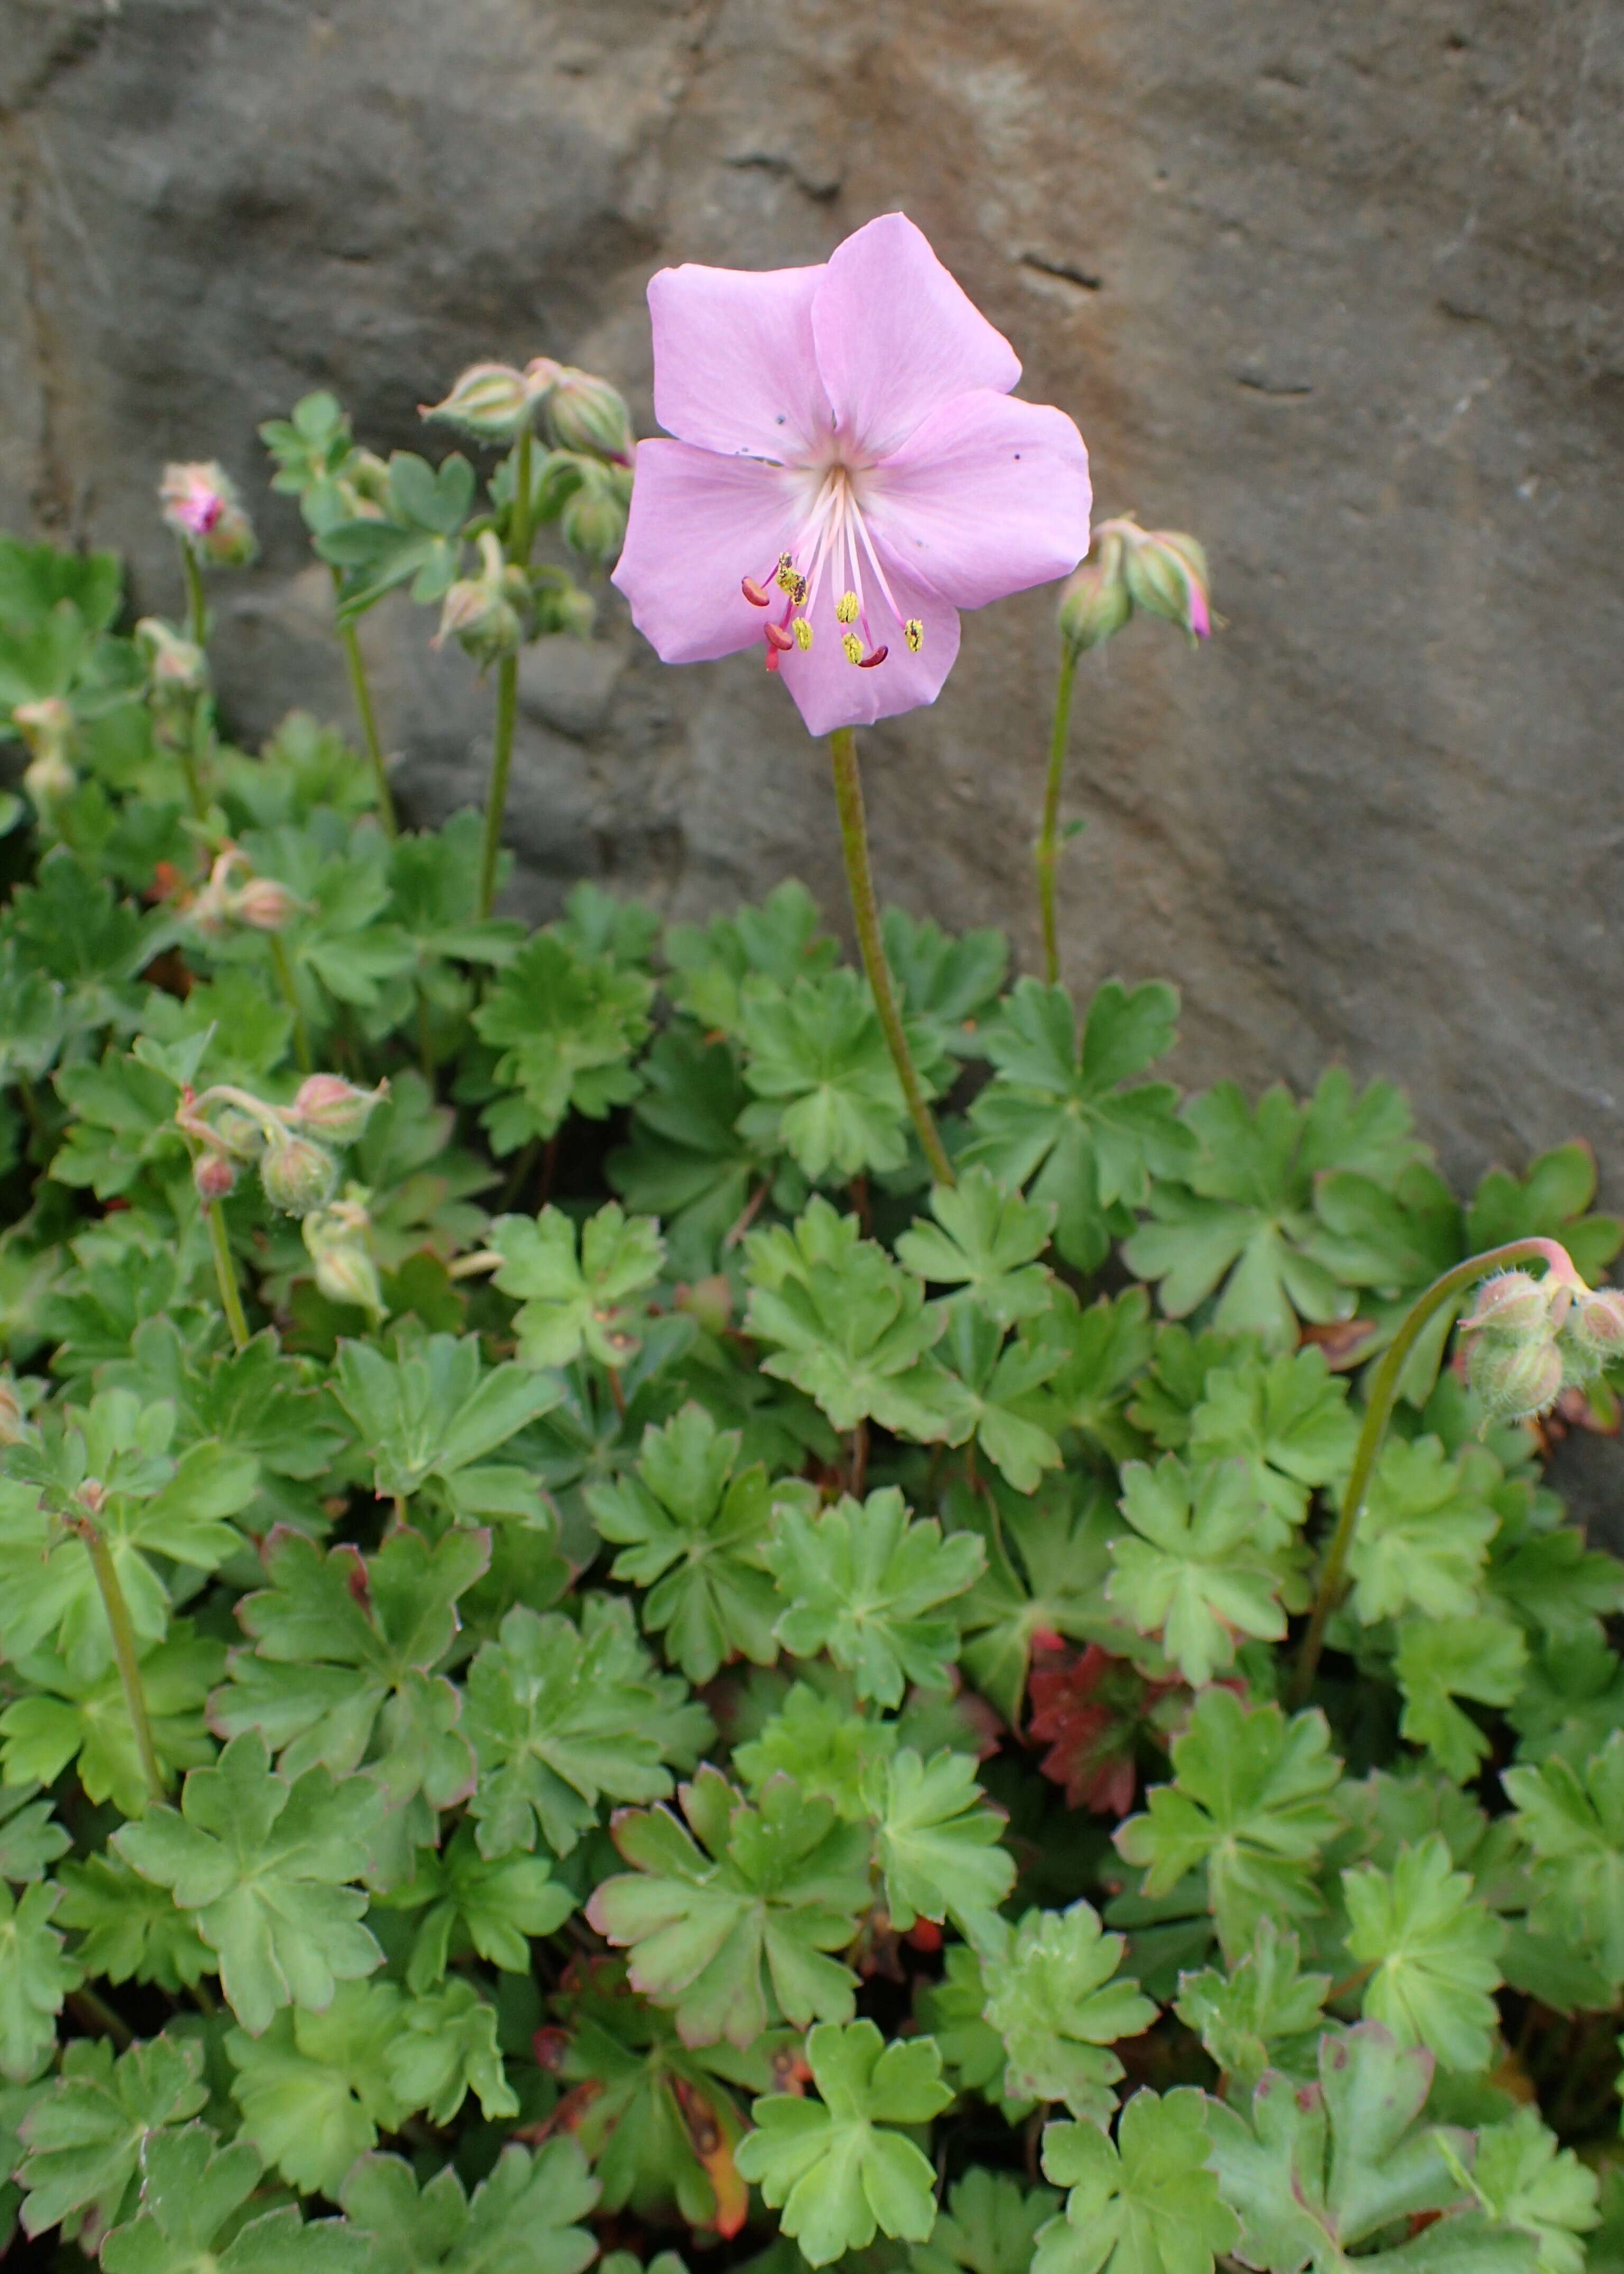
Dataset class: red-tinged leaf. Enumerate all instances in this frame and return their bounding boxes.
[670,2076,748,2238]
[1028,1645,1173,1816]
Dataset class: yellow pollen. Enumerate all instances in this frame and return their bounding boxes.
[905,618,924,652]
[792,617,814,651]
[775,560,801,596]
[842,631,863,664]
[835,591,859,625]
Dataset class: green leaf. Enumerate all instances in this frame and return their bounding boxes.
[377,1820,572,1992]
[226,1979,407,2194]
[865,1746,1016,1950]
[0,1880,78,2081]
[1041,1285,1159,1463]
[1115,1691,1343,1958]
[664,881,838,1037]
[101,2121,366,2273]
[895,1166,1057,1326]
[1341,1833,1504,2072]
[473,933,651,1150]
[333,1330,559,1510]
[911,2168,1057,2274]
[733,2019,953,2267]
[933,1305,1068,1495]
[1503,1730,1624,1985]
[17,2031,206,2246]
[1124,1073,1420,1352]
[54,1852,214,1992]
[586,1403,785,1683]
[0,1623,222,1819]
[0,535,123,634]
[981,1901,1156,2120]
[733,1682,899,1821]
[0,1788,70,1883]
[586,1766,870,2047]
[337,2140,599,2274]
[491,1202,664,1372]
[1185,1349,1357,1528]
[317,449,473,617]
[113,1729,384,2035]
[953,1475,1120,1723]
[765,1488,984,1705]
[1466,1143,1623,1287]
[1107,1455,1302,1687]
[607,1025,770,1273]
[1394,1614,1527,1784]
[1452,2109,1599,2274]
[881,904,1008,1064]
[1036,2089,1237,2274]
[1204,2024,1505,2274]
[1343,1437,1499,1625]
[738,967,917,1180]
[465,1598,709,1858]
[384,1976,517,2125]
[964,979,1194,1272]
[744,1199,962,1439]
[1173,1917,1331,2094]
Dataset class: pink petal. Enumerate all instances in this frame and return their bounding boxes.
[612,440,801,665]
[647,261,833,461]
[811,214,1021,458]
[864,390,1092,610]
[775,559,960,736]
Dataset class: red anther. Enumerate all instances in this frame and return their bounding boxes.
[741,577,771,607]
[763,620,794,651]
[857,644,889,668]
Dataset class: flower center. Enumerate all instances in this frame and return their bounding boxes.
[741,462,923,673]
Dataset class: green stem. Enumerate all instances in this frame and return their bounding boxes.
[330,571,397,839]
[828,727,954,1185]
[172,698,211,825]
[69,1987,134,2048]
[206,1199,251,1352]
[181,544,209,650]
[1289,1237,1585,1705]
[268,936,313,1073]
[1036,643,1080,987]
[80,1520,166,1807]
[476,426,535,919]
[416,983,436,1086]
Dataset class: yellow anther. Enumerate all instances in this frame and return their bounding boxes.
[775,559,801,596]
[792,617,814,651]
[905,618,924,652]
[842,631,863,664]
[835,591,859,625]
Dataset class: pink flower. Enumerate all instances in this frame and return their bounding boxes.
[612,213,1092,735]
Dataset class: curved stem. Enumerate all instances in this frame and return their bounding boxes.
[206,1199,251,1352]
[79,1521,166,1807]
[336,609,398,839]
[476,426,535,919]
[829,727,955,1186]
[1289,1237,1584,1705]
[268,936,313,1073]
[1036,643,1079,987]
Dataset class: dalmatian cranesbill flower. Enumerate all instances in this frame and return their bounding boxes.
[613,213,1092,734]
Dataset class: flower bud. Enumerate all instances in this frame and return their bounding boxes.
[560,462,630,569]
[135,617,209,696]
[542,367,635,467]
[1460,1270,1553,1341]
[13,696,74,765]
[288,1073,387,1144]
[313,1239,385,1317]
[194,1150,238,1202]
[1564,1288,1624,1364]
[159,462,257,566]
[230,877,301,933]
[421,362,534,442]
[1467,1332,1565,1422]
[1119,524,1211,641]
[533,577,596,641]
[22,746,76,812]
[436,530,527,661]
[215,1107,266,1158]
[0,1378,24,1447]
[260,1128,337,1215]
[1057,529,1132,655]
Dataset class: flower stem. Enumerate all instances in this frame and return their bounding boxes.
[79,1520,166,1808]
[181,544,209,651]
[1288,1236,1586,1706]
[206,1199,251,1352]
[828,727,954,1186]
[477,426,535,919]
[1036,643,1080,987]
[268,936,313,1073]
[330,569,397,838]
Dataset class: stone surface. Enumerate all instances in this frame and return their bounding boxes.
[3,0,1623,1210]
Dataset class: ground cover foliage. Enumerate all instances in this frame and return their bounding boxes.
[4,460,1624,2274]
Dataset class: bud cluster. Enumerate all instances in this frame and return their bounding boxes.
[159,462,258,568]
[420,358,636,469]
[188,847,303,938]
[304,1191,386,1318]
[1458,1257,1624,1421]
[177,1074,387,1218]
[1057,515,1211,657]
[435,530,532,665]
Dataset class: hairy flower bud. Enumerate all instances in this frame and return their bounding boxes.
[135,617,209,696]
[230,877,300,933]
[1467,1332,1565,1422]
[0,1378,24,1447]
[194,1150,239,1202]
[260,1127,338,1215]
[160,462,257,567]
[288,1074,387,1144]
[561,462,631,569]
[1057,529,1132,655]
[1460,1270,1553,1341]
[13,696,74,764]
[1564,1287,1624,1364]
[215,1107,266,1158]
[22,746,76,812]
[421,362,534,441]
[435,531,526,661]
[1119,523,1211,640]
[542,367,635,467]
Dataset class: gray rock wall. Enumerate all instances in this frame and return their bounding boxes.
[4,0,1622,1189]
